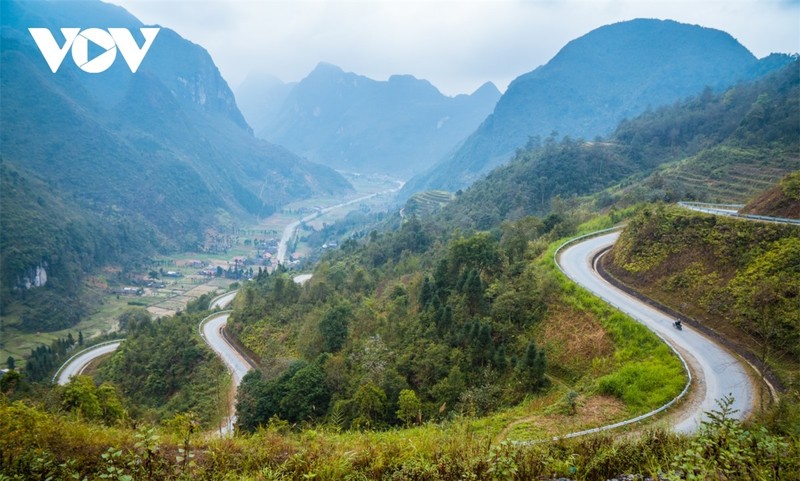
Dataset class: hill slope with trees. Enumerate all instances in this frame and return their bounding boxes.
[438,58,799,230]
[0,0,351,328]
[227,210,684,433]
[403,19,792,195]
[606,204,800,391]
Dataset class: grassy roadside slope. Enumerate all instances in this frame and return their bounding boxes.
[605,204,800,403]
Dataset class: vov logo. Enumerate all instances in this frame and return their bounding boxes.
[28,27,160,73]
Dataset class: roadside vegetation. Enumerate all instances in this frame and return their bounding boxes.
[2,202,798,480]
[228,208,683,434]
[606,203,800,438]
[2,44,798,481]
[1,390,797,480]
[95,309,230,428]
[740,171,800,219]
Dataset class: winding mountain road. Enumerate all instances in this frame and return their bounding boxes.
[55,196,790,440]
[55,291,241,387]
[199,309,255,434]
[54,341,124,385]
[558,231,755,432]
[57,179,402,388]
[276,181,404,264]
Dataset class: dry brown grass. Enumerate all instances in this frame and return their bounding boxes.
[538,304,614,379]
[498,394,627,441]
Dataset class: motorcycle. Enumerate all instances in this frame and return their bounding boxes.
[673,320,682,330]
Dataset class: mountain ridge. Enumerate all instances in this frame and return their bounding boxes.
[238,62,501,177]
[436,58,799,230]
[402,18,791,196]
[0,0,351,327]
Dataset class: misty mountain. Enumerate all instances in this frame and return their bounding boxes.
[0,0,350,324]
[439,59,799,230]
[235,72,296,137]
[403,19,792,196]
[245,63,501,178]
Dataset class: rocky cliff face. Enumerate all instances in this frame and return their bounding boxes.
[148,28,251,132]
[17,264,48,290]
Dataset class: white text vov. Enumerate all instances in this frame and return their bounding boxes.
[28,27,160,73]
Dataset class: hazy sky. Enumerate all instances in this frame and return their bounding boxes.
[112,0,800,96]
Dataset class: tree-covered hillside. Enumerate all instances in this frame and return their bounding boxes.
[97,309,228,427]
[0,0,351,327]
[439,59,799,230]
[0,162,156,331]
[402,19,791,195]
[3,207,797,480]
[228,211,684,433]
[607,204,800,389]
[1,7,798,480]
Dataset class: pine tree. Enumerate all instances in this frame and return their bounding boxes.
[518,341,547,391]
[436,305,453,333]
[419,276,433,309]
[476,324,492,366]
[463,269,484,315]
[494,345,508,371]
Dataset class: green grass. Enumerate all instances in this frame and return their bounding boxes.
[0,291,132,370]
[542,225,687,416]
[0,173,396,373]
[4,394,795,481]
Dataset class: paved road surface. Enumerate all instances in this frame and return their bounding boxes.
[55,291,239,387]
[558,232,755,432]
[293,273,313,285]
[200,312,251,388]
[276,182,404,264]
[55,341,123,385]
[210,291,238,310]
[199,310,254,434]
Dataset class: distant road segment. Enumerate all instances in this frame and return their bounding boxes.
[55,341,123,385]
[209,290,238,310]
[276,181,404,264]
[678,201,800,225]
[54,290,239,386]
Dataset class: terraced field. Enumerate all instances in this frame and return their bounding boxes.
[403,190,456,217]
[660,151,798,202]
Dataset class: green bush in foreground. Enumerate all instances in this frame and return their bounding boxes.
[2,393,798,480]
